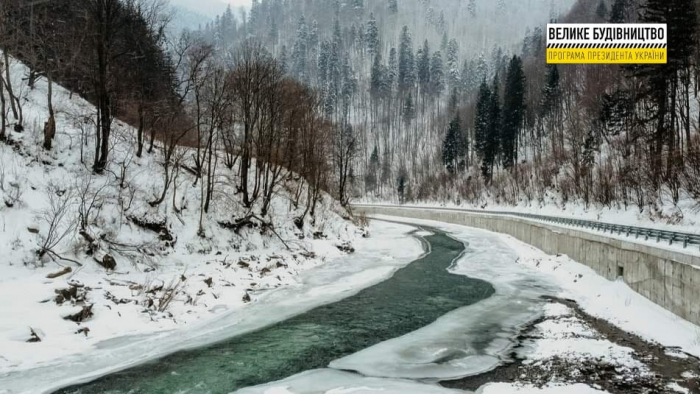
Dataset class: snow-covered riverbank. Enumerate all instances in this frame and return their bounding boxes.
[0,221,424,394]
[238,216,700,394]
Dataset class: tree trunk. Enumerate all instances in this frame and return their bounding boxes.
[136,105,144,158]
[43,76,56,150]
[0,72,6,140]
[3,52,18,123]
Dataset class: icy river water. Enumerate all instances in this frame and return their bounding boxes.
[57,229,498,394]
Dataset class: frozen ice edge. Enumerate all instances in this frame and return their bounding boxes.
[327,216,560,382]
[0,221,425,394]
[238,216,563,394]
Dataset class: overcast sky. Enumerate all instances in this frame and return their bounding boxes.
[221,0,252,8]
[170,0,252,17]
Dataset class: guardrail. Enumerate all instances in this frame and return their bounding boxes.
[353,204,700,251]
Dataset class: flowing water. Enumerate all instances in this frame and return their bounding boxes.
[57,229,495,394]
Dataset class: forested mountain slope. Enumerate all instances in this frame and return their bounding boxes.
[0,52,359,372]
[198,0,700,230]
[194,0,575,205]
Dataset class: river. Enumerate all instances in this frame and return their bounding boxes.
[58,228,496,394]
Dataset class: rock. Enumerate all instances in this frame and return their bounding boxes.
[204,277,213,288]
[76,327,90,337]
[64,304,94,323]
[46,266,72,279]
[27,327,41,343]
[55,285,80,305]
[97,254,117,270]
[336,242,355,253]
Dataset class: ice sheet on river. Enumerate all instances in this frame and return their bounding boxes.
[328,216,560,380]
[235,369,469,394]
[0,221,424,394]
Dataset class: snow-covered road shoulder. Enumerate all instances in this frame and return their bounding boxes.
[365,215,700,394]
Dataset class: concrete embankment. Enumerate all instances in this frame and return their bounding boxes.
[354,205,700,326]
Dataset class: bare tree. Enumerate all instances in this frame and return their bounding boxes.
[37,183,79,266]
[230,40,276,208]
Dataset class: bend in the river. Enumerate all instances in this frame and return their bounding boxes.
[57,228,495,394]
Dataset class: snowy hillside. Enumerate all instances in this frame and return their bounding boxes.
[0,53,361,372]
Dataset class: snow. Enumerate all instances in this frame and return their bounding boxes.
[0,54,427,393]
[356,202,700,256]
[367,215,700,361]
[478,383,610,394]
[509,241,700,358]
[0,220,424,394]
[236,369,466,394]
[324,215,698,394]
[330,221,559,381]
[518,303,650,376]
[2,48,696,392]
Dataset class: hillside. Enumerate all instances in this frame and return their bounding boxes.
[0,53,361,372]
[192,0,700,232]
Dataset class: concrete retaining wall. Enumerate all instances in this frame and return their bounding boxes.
[354,205,700,326]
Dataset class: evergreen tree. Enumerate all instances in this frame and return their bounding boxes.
[443,114,462,173]
[398,25,415,93]
[609,0,629,23]
[292,15,309,79]
[501,56,526,169]
[381,148,391,189]
[333,18,343,48]
[441,32,449,53]
[541,64,560,118]
[318,40,331,86]
[596,0,608,20]
[474,77,500,181]
[221,5,235,47]
[446,39,460,88]
[366,14,380,59]
[468,0,477,18]
[460,60,473,94]
[388,0,399,14]
[635,0,698,179]
[356,24,366,55]
[397,174,406,204]
[388,47,399,92]
[350,0,364,12]
[483,76,501,181]
[370,52,384,100]
[448,87,459,115]
[249,0,262,31]
[341,55,356,123]
[475,81,491,160]
[269,18,279,46]
[308,20,319,51]
[279,45,288,74]
[430,50,445,97]
[496,0,507,15]
[436,11,446,34]
[475,52,489,84]
[403,92,415,126]
[366,146,380,194]
[417,40,431,94]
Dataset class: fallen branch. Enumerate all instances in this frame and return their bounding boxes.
[43,249,83,267]
[46,266,72,279]
[251,215,290,251]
